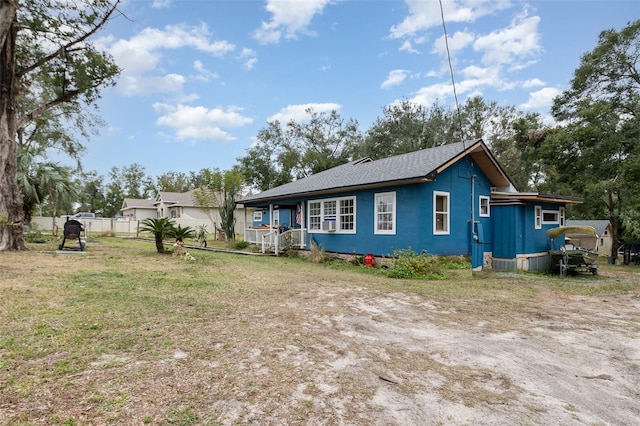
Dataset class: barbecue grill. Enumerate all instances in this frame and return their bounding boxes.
[59,219,85,251]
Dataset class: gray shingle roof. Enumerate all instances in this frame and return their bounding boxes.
[122,198,156,209]
[239,140,488,204]
[566,220,611,237]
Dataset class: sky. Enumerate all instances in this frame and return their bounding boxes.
[64,0,638,180]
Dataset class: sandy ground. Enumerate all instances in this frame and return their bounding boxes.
[1,258,639,425]
[316,289,640,425]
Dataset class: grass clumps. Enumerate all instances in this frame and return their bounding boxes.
[385,249,470,280]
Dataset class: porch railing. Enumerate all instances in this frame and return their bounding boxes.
[243,227,306,254]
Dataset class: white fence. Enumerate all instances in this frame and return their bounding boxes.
[28,216,246,239]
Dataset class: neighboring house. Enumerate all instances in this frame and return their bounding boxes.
[121,198,157,222]
[121,190,250,236]
[238,139,583,271]
[565,219,614,256]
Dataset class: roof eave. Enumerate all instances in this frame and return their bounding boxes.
[238,175,435,205]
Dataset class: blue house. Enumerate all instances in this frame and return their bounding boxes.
[238,139,582,271]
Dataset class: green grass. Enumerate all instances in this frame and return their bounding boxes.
[1,237,638,424]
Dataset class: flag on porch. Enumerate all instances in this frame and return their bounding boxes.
[296,203,302,225]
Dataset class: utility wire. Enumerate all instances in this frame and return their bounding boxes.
[438,0,465,144]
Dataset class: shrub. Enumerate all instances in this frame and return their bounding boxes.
[386,248,447,279]
[234,240,249,250]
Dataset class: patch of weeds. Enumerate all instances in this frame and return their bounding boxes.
[165,407,198,425]
[385,249,452,279]
[308,237,326,264]
[234,240,249,250]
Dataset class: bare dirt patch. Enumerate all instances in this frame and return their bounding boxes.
[1,240,639,425]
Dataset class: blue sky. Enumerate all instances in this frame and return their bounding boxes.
[70,0,637,180]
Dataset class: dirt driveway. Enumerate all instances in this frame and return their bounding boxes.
[310,284,640,425]
[1,246,639,425]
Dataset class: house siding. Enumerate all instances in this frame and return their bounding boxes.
[303,159,494,257]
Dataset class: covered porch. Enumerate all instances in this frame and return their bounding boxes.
[242,202,307,254]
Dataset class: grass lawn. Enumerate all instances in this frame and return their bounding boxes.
[1,237,639,425]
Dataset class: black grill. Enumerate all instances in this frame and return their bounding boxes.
[58,219,85,250]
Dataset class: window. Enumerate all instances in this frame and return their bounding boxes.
[542,210,560,224]
[308,197,356,233]
[375,192,395,234]
[170,209,177,219]
[535,205,542,229]
[559,207,565,226]
[434,191,450,235]
[253,210,262,222]
[479,196,490,217]
[340,198,355,231]
[309,201,322,230]
[273,210,280,226]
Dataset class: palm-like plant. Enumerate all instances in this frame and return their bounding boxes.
[139,217,175,253]
[168,224,195,243]
[18,146,77,228]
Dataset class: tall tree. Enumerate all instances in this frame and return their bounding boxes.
[541,19,640,256]
[0,0,121,250]
[356,100,455,160]
[17,145,76,227]
[192,168,244,242]
[76,170,106,215]
[155,171,193,193]
[104,164,154,217]
[237,108,361,191]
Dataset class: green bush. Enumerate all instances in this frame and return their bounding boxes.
[234,240,249,250]
[387,248,446,279]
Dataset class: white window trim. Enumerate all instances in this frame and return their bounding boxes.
[559,207,565,226]
[433,191,450,235]
[479,196,490,217]
[253,210,262,222]
[374,192,396,235]
[535,205,542,229]
[273,209,280,226]
[542,209,560,225]
[308,196,356,234]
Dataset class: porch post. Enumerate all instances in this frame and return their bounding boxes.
[301,202,306,249]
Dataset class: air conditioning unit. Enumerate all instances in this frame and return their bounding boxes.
[322,220,337,232]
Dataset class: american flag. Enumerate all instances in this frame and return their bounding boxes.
[295,203,302,225]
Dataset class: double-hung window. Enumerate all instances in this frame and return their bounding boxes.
[375,192,396,234]
[479,196,490,217]
[309,201,322,230]
[434,191,450,235]
[308,197,356,233]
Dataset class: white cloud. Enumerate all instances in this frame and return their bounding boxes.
[100,24,235,95]
[390,0,511,39]
[522,78,545,88]
[399,40,420,54]
[193,60,220,82]
[268,103,341,123]
[151,0,171,8]
[253,0,333,44]
[381,69,408,89]
[239,48,258,70]
[474,14,541,67]
[432,30,475,56]
[520,87,561,110]
[153,103,253,143]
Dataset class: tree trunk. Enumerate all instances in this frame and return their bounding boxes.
[155,233,165,253]
[0,2,25,251]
